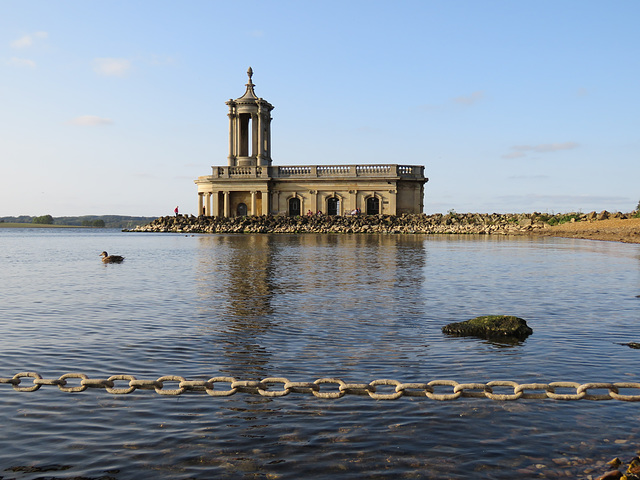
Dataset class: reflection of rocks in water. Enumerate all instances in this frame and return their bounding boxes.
[220,342,271,379]
[195,235,278,378]
[6,465,73,474]
[196,235,277,321]
[482,337,527,348]
[226,235,277,320]
[193,233,428,377]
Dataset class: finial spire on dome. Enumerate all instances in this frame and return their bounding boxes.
[240,66,256,99]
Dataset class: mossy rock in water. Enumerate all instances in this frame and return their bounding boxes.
[442,315,533,340]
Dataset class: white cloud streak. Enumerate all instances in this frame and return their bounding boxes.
[502,142,579,159]
[10,31,48,48]
[69,115,113,126]
[453,91,484,106]
[7,57,36,68]
[93,58,131,77]
[497,193,629,206]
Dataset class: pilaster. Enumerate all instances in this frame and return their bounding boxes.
[223,191,230,218]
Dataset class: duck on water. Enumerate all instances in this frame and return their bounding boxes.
[100,251,124,264]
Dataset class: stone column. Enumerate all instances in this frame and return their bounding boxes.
[227,103,236,166]
[261,191,270,215]
[250,191,257,216]
[349,190,358,213]
[310,190,318,213]
[223,191,230,218]
[256,108,264,164]
[211,191,219,217]
[198,193,203,216]
[388,188,397,215]
[264,115,271,165]
[273,191,280,214]
[235,114,241,160]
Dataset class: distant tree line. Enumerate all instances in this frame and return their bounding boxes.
[1,215,157,228]
[82,219,105,227]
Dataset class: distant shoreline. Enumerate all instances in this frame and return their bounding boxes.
[0,215,157,229]
[0,223,89,229]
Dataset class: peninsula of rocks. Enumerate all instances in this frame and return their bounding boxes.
[126,210,640,243]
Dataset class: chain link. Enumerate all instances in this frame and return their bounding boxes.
[1,373,640,401]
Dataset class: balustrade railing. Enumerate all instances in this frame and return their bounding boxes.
[203,164,424,180]
[278,166,312,176]
[317,165,350,176]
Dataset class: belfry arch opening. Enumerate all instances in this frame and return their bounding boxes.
[239,113,252,157]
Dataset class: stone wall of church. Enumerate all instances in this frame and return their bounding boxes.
[196,170,426,217]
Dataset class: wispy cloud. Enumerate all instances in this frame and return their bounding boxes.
[419,90,485,111]
[502,151,526,159]
[10,31,48,49]
[93,58,131,77]
[497,193,629,206]
[502,142,579,159]
[69,115,113,126]
[453,91,484,106]
[7,57,36,68]
[149,54,176,66]
[508,174,551,180]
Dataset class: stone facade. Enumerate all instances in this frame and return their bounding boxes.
[195,68,428,217]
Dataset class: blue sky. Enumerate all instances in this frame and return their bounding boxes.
[1,1,638,217]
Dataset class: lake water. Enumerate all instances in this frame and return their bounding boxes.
[1,228,639,479]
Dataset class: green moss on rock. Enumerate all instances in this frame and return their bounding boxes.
[442,315,533,340]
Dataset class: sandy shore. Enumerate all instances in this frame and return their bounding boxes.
[532,217,640,244]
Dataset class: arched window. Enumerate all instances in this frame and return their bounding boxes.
[237,203,248,216]
[366,196,380,215]
[327,197,339,216]
[288,197,301,216]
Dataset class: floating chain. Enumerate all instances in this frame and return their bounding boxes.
[2,373,640,401]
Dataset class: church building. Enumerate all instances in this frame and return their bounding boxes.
[195,68,427,217]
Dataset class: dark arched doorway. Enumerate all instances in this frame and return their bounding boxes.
[288,197,301,216]
[366,197,380,215]
[237,203,248,216]
[327,197,339,216]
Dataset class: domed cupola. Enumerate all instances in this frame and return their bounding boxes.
[225,67,274,167]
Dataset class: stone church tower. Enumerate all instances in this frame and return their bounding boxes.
[225,67,274,168]
[195,68,427,217]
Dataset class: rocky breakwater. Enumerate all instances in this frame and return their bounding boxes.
[125,212,587,235]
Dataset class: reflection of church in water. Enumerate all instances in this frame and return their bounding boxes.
[195,68,428,217]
